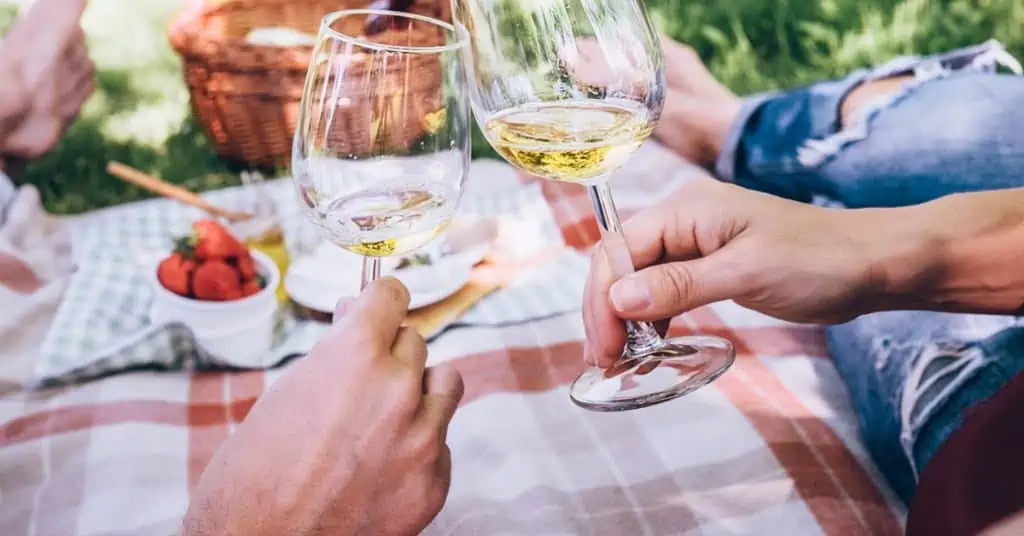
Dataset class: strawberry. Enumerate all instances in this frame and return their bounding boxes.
[192,259,244,301]
[157,253,195,297]
[191,219,247,261]
[235,252,257,281]
[241,279,263,298]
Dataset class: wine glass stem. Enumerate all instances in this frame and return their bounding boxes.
[361,256,382,291]
[587,181,663,357]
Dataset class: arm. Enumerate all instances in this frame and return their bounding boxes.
[581,178,1024,366]
[874,188,1024,315]
[182,279,461,535]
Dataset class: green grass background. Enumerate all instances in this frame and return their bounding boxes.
[3,0,1022,214]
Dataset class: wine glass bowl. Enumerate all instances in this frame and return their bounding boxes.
[453,0,734,411]
[292,9,470,288]
[456,0,665,185]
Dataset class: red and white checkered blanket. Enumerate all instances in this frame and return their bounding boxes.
[0,143,906,535]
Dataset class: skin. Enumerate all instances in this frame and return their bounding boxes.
[182,278,464,536]
[652,39,741,170]
[586,37,1024,530]
[583,177,1024,364]
[652,38,912,170]
[0,0,94,173]
[984,514,1024,536]
[586,42,1024,364]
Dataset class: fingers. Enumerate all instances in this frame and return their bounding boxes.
[392,327,428,372]
[423,364,464,400]
[582,249,626,368]
[419,364,464,435]
[18,0,88,83]
[4,116,61,159]
[583,201,696,367]
[583,181,739,365]
[30,0,87,33]
[59,66,94,125]
[610,246,753,321]
[338,276,410,348]
[61,28,93,90]
[396,366,461,491]
[332,296,356,321]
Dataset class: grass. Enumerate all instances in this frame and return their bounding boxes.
[4,0,1023,214]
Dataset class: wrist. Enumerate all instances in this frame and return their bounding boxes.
[864,191,1024,314]
[855,203,950,312]
[704,97,742,164]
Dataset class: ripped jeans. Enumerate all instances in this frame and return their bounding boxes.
[715,40,1024,504]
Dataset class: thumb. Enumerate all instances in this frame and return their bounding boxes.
[609,251,750,321]
[331,296,356,323]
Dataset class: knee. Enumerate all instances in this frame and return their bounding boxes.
[838,75,914,128]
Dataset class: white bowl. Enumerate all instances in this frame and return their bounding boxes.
[149,249,280,368]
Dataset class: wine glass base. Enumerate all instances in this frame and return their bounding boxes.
[570,335,735,412]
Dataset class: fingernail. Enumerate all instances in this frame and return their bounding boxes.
[333,297,354,323]
[582,343,595,366]
[610,278,650,313]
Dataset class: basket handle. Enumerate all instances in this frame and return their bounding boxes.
[364,0,416,35]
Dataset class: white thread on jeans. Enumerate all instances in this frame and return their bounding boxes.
[796,41,1023,169]
[972,39,1024,75]
[993,48,1023,74]
[898,343,986,481]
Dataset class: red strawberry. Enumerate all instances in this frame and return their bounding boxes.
[235,252,257,281]
[192,219,246,261]
[241,279,262,298]
[192,259,244,301]
[157,253,195,297]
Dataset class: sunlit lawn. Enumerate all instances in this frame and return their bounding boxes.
[4,0,1023,214]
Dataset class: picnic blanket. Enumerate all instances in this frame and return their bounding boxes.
[0,142,906,535]
[33,158,586,387]
[0,185,73,393]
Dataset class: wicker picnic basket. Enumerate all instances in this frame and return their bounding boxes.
[168,0,451,167]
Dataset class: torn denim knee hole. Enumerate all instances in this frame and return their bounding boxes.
[796,40,1024,169]
[796,73,934,169]
[897,342,986,481]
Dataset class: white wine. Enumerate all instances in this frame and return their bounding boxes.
[484,99,655,182]
[312,182,457,257]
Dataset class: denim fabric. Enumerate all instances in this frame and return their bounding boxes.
[715,40,1024,504]
[716,40,1024,208]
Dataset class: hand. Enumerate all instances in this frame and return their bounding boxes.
[183,278,464,536]
[984,513,1024,536]
[0,0,94,161]
[583,178,918,366]
[654,38,740,169]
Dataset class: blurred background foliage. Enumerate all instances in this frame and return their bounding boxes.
[2,0,1022,214]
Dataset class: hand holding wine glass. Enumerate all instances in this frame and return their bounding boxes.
[454,0,734,410]
[292,8,469,290]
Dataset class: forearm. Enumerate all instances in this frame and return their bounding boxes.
[871,188,1024,315]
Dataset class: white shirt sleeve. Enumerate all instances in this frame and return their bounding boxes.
[0,170,16,226]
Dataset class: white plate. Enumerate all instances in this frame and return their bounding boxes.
[285,243,474,313]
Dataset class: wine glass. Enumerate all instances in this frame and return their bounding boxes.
[291,9,470,291]
[453,0,734,411]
